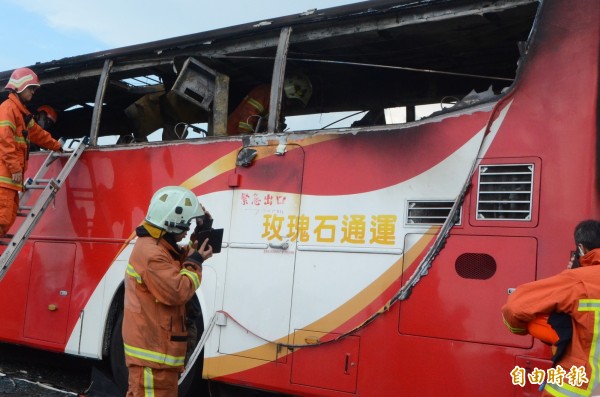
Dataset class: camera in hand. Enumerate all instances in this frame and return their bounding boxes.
[570,249,581,269]
[194,217,223,254]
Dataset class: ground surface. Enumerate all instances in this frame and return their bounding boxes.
[0,342,94,396]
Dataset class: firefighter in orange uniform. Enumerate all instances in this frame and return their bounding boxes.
[123,186,213,397]
[35,105,58,130]
[0,68,62,238]
[501,220,600,396]
[227,74,312,135]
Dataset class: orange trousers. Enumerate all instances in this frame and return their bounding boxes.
[0,187,19,237]
[127,366,180,397]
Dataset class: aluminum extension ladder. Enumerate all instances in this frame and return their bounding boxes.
[0,137,88,282]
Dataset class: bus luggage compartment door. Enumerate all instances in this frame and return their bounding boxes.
[399,234,537,348]
[24,242,76,344]
[219,144,304,361]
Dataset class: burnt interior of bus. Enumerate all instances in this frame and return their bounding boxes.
[0,0,539,143]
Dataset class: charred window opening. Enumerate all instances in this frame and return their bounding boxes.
[0,0,539,144]
[280,1,539,131]
[119,74,162,88]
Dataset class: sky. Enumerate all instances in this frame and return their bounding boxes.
[1,0,357,71]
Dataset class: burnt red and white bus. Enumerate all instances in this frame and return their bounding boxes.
[0,0,598,396]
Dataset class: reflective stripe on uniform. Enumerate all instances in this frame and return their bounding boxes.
[180,268,200,289]
[545,381,590,396]
[0,120,16,132]
[544,299,600,396]
[247,97,265,114]
[238,121,255,133]
[502,315,526,334]
[126,263,143,284]
[0,120,29,145]
[578,300,600,393]
[579,299,600,311]
[0,176,23,189]
[124,343,185,366]
[8,75,34,88]
[143,367,155,397]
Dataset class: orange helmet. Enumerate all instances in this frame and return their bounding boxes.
[527,314,559,345]
[5,67,40,93]
[37,105,58,123]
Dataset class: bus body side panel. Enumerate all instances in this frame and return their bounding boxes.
[203,1,600,396]
[0,140,240,355]
[202,108,496,394]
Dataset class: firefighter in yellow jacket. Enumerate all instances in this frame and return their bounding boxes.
[502,220,600,396]
[0,67,62,237]
[123,186,213,396]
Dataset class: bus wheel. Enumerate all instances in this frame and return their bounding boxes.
[109,308,207,396]
[109,310,128,394]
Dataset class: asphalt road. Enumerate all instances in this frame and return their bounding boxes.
[0,342,95,396]
[0,343,289,396]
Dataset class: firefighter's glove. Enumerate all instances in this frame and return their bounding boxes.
[11,172,23,184]
[197,237,213,261]
[194,215,213,234]
[185,250,204,270]
[191,213,213,243]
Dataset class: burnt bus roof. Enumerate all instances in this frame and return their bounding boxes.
[0,0,539,138]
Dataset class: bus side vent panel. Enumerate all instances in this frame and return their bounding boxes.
[476,164,533,221]
[406,200,459,226]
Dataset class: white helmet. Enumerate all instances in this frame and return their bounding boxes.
[283,74,312,107]
[145,186,204,234]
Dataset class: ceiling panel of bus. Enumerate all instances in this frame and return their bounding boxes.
[0,0,538,138]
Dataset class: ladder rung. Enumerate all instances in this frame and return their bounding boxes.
[0,137,88,282]
[53,151,75,158]
[17,211,35,217]
[25,181,59,190]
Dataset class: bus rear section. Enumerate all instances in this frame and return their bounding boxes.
[200,2,599,396]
